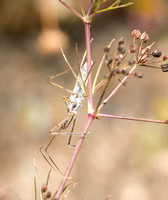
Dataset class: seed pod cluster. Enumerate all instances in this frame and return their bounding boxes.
[103,28,167,92]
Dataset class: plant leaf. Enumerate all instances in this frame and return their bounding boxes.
[92,0,101,12]
[96,1,133,13]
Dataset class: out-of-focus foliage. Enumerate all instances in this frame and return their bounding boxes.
[0,0,40,37]
[127,0,167,32]
[0,0,167,38]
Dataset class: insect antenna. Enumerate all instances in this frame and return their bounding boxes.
[75,42,88,97]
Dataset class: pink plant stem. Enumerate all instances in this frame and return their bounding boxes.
[97,113,168,124]
[54,114,94,200]
[84,22,94,113]
[98,63,138,112]
[54,16,95,200]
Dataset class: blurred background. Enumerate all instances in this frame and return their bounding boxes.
[0,0,168,200]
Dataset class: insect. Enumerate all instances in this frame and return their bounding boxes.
[48,61,88,145]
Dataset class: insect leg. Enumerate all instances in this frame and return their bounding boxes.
[47,69,75,95]
[67,115,77,147]
[50,114,72,133]
[40,135,63,175]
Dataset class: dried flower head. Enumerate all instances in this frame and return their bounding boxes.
[128,59,135,65]
[104,46,110,53]
[41,184,47,193]
[141,32,149,43]
[130,44,137,53]
[118,45,126,54]
[134,72,143,78]
[114,55,121,65]
[46,191,52,198]
[108,58,113,65]
[118,37,124,45]
[132,29,141,39]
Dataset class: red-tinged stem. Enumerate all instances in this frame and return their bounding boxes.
[97,113,168,124]
[84,22,94,113]
[98,63,138,112]
[54,114,94,200]
[59,0,84,21]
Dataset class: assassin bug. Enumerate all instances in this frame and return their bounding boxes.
[40,44,91,174]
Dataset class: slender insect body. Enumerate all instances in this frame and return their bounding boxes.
[67,62,87,113]
[57,62,88,132]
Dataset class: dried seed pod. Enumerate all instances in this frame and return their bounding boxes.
[118,37,124,45]
[152,49,162,58]
[134,72,143,78]
[123,81,128,87]
[46,191,52,198]
[104,74,110,79]
[161,63,168,72]
[114,55,121,61]
[115,68,123,74]
[116,68,128,75]
[108,58,113,65]
[118,45,126,54]
[124,70,129,76]
[139,55,148,63]
[128,59,135,65]
[104,46,110,53]
[116,68,124,74]
[41,184,47,193]
[141,45,152,55]
[132,29,141,39]
[130,44,137,53]
[114,55,121,65]
[141,32,149,43]
[163,55,168,61]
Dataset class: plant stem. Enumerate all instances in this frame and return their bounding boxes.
[54,16,95,200]
[84,22,94,113]
[54,114,94,200]
[98,113,168,124]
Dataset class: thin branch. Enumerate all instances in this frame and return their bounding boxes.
[97,113,168,124]
[59,0,84,21]
[79,0,86,17]
[98,63,138,111]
